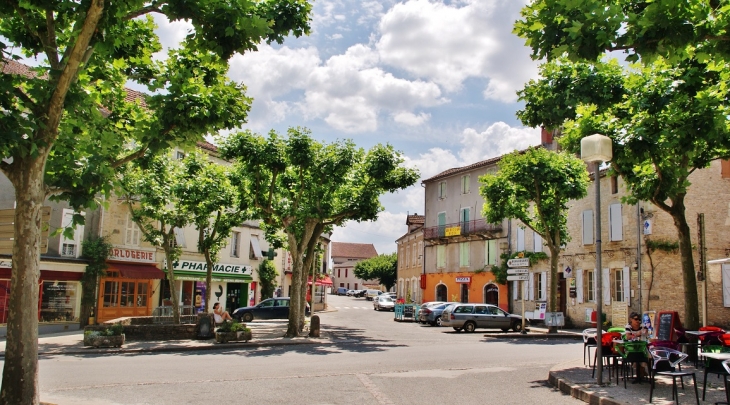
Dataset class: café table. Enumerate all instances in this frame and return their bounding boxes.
[681,331,708,367]
[700,352,730,403]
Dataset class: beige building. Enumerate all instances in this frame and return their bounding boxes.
[396,214,425,303]
[331,242,378,291]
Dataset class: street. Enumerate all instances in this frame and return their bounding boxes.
[32,295,583,405]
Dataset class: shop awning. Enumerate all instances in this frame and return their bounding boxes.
[307,275,333,286]
[108,262,165,279]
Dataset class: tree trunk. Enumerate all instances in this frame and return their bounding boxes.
[1,157,46,405]
[668,200,700,330]
[164,248,180,324]
[204,249,213,314]
[286,250,303,337]
[548,245,559,334]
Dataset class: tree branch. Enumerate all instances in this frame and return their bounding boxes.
[125,4,164,20]
[45,9,60,68]
[13,5,57,70]
[13,87,37,112]
[111,146,149,168]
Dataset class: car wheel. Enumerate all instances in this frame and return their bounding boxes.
[242,313,254,322]
[512,322,523,333]
[436,316,443,327]
[463,321,476,333]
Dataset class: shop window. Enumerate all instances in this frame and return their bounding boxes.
[40,281,78,322]
[137,283,148,307]
[119,282,135,307]
[103,281,119,307]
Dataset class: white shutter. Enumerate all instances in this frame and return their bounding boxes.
[610,204,623,241]
[517,227,525,251]
[174,228,186,248]
[623,266,630,305]
[541,271,547,301]
[602,267,611,305]
[576,269,584,303]
[534,232,543,253]
[722,264,730,307]
[583,210,594,245]
[512,280,518,300]
[528,272,535,301]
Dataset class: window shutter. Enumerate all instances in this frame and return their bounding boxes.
[534,232,543,253]
[583,210,594,245]
[623,266,630,304]
[576,269,584,303]
[486,240,497,265]
[174,228,186,248]
[512,280,517,300]
[517,228,525,251]
[723,264,730,307]
[610,204,623,241]
[602,268,611,305]
[541,271,547,301]
[528,272,535,301]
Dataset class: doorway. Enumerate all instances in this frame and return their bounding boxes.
[436,284,447,302]
[484,283,499,305]
[226,283,242,312]
[460,284,469,303]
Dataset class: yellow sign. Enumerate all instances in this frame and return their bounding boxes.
[445,226,461,237]
[517,252,525,258]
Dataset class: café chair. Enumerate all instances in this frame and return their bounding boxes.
[616,340,650,388]
[583,328,598,367]
[648,347,699,405]
[675,328,700,368]
[701,345,730,401]
[715,359,730,405]
[700,326,726,348]
[593,332,623,383]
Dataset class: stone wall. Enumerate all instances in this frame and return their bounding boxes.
[86,317,198,340]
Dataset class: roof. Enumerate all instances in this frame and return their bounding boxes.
[406,214,424,225]
[330,242,378,259]
[197,140,218,153]
[421,155,503,184]
[1,59,43,78]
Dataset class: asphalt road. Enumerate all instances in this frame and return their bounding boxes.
[34,295,584,405]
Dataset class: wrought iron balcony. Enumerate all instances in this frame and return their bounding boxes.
[423,218,502,240]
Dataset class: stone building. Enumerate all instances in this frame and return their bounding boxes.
[395,214,425,303]
[331,242,378,291]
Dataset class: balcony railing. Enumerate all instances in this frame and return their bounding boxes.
[423,218,502,240]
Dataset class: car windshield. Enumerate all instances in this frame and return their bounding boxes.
[380,297,393,302]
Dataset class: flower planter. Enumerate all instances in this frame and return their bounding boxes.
[83,333,125,348]
[215,330,252,343]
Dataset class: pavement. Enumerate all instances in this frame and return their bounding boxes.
[2,322,728,404]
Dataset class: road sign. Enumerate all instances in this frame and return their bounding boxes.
[507,258,530,267]
[507,268,528,275]
[506,275,528,281]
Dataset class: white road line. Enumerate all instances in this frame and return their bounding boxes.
[356,373,395,405]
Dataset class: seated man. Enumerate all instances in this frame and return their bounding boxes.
[212,302,233,324]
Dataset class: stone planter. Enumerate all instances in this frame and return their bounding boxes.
[84,333,125,348]
[215,330,252,343]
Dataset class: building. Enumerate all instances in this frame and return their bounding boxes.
[421,159,509,309]
[331,242,378,291]
[395,214,424,303]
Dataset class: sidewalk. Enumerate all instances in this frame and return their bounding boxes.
[0,320,330,357]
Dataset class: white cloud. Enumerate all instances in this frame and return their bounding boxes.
[458,122,540,163]
[332,210,409,255]
[151,15,193,61]
[405,147,460,181]
[393,111,430,126]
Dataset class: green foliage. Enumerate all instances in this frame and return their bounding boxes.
[646,239,680,254]
[85,323,125,337]
[258,260,278,299]
[217,320,250,333]
[80,236,113,307]
[354,253,398,291]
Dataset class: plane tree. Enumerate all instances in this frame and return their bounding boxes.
[0,1,312,401]
[354,253,397,291]
[220,127,419,337]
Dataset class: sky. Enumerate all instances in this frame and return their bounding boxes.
[149,0,545,255]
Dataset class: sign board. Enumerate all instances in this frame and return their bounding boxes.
[507,258,530,267]
[403,305,414,318]
[535,302,547,320]
[455,276,471,283]
[569,277,576,298]
[564,266,573,278]
[171,259,253,278]
[507,268,528,275]
[506,275,528,281]
[612,300,628,328]
[445,226,461,237]
[109,246,156,263]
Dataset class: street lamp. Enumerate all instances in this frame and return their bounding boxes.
[581,133,612,386]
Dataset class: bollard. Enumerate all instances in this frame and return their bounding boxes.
[309,314,320,337]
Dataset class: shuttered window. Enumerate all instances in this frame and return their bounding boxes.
[583,210,594,245]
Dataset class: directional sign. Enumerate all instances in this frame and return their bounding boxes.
[507,275,529,281]
[507,268,528,275]
[507,258,530,267]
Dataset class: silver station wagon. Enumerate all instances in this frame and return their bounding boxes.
[440,303,525,333]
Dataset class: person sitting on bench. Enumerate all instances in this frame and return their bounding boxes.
[213,302,232,324]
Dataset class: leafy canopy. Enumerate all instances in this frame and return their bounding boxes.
[354,253,397,291]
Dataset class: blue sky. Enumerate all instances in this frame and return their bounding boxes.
[156,0,545,254]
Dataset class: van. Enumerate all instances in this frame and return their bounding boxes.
[365,289,382,301]
[336,287,348,296]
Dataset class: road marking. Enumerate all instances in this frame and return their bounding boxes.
[356,373,394,405]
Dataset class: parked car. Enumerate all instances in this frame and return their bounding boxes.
[385,292,397,300]
[336,287,348,296]
[354,289,366,298]
[440,303,525,333]
[346,289,356,296]
[373,295,395,311]
[416,301,446,323]
[232,298,308,322]
[365,289,383,301]
[419,302,457,326]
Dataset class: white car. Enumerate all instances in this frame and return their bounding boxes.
[373,295,395,311]
[346,290,356,296]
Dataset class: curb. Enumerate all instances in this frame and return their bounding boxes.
[483,331,583,339]
[548,371,628,405]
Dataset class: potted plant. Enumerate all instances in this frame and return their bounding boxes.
[83,323,125,348]
[215,320,252,343]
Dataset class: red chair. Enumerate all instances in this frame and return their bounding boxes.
[720,334,730,347]
[593,332,623,382]
[699,326,726,347]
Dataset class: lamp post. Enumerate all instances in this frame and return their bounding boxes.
[581,134,612,386]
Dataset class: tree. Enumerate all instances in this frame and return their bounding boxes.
[479,147,589,333]
[514,0,730,63]
[221,127,419,337]
[176,151,247,313]
[518,57,730,330]
[0,1,311,401]
[258,259,278,299]
[354,253,397,291]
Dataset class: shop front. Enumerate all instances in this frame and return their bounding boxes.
[307,275,333,311]
[422,272,509,310]
[170,259,254,314]
[97,247,164,323]
[0,257,86,334]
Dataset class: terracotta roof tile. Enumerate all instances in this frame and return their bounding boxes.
[421,155,503,184]
[197,141,218,153]
[330,242,378,259]
[406,214,424,225]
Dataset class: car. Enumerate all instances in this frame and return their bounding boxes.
[416,301,446,323]
[232,298,309,322]
[440,303,525,333]
[385,292,397,300]
[373,295,395,311]
[336,287,348,296]
[365,289,383,301]
[346,289,356,296]
[419,302,457,326]
[354,289,367,298]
